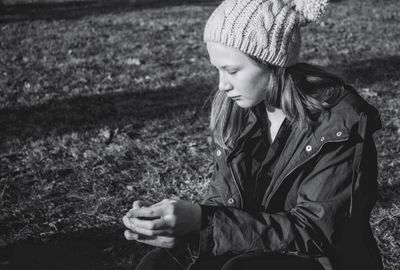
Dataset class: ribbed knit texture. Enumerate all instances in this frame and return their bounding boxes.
[204,0,328,67]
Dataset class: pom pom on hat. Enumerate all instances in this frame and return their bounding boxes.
[293,0,329,23]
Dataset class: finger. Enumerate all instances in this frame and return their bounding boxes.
[127,204,159,218]
[126,208,137,218]
[149,199,170,208]
[132,200,142,210]
[135,236,176,249]
[123,215,137,232]
[123,215,147,233]
[124,215,171,236]
[124,230,138,241]
[124,230,156,241]
[129,222,172,236]
[126,207,162,219]
[129,205,165,219]
[131,217,168,231]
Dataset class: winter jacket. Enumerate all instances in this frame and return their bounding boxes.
[172,87,383,270]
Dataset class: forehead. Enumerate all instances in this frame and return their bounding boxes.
[206,42,254,67]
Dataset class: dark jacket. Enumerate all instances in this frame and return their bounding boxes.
[183,87,383,270]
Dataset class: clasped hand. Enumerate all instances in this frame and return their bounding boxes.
[122,199,201,248]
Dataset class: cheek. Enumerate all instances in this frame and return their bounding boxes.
[235,68,269,99]
[249,75,268,99]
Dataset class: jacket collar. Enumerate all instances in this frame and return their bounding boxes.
[270,88,382,185]
[227,87,381,163]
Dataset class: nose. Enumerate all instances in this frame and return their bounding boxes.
[218,73,233,92]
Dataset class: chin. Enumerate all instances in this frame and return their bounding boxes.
[234,99,257,108]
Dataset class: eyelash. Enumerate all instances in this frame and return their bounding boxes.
[214,67,238,75]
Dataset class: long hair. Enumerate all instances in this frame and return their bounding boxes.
[210,62,346,150]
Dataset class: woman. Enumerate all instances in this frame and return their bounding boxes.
[122,0,383,269]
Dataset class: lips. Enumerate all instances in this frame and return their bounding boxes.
[229,95,241,99]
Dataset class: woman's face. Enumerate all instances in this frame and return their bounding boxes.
[206,42,270,108]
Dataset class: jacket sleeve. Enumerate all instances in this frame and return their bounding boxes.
[189,135,377,258]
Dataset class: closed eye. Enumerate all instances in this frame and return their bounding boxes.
[211,64,239,75]
[226,70,238,75]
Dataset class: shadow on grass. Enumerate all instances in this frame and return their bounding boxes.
[0,0,218,23]
[327,55,400,90]
[1,55,399,146]
[0,227,153,270]
[0,82,213,146]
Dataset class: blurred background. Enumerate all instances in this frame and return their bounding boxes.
[0,0,399,269]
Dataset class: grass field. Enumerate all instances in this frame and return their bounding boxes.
[0,0,399,269]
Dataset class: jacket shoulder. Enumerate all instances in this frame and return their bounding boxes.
[317,86,382,139]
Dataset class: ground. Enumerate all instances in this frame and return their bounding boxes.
[0,0,399,269]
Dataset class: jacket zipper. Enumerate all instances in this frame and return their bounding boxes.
[263,137,349,209]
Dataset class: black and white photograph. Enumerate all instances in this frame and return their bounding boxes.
[0,0,399,269]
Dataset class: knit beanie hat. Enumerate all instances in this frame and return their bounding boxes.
[203,0,328,67]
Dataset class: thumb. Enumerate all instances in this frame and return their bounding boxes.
[132,200,151,210]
